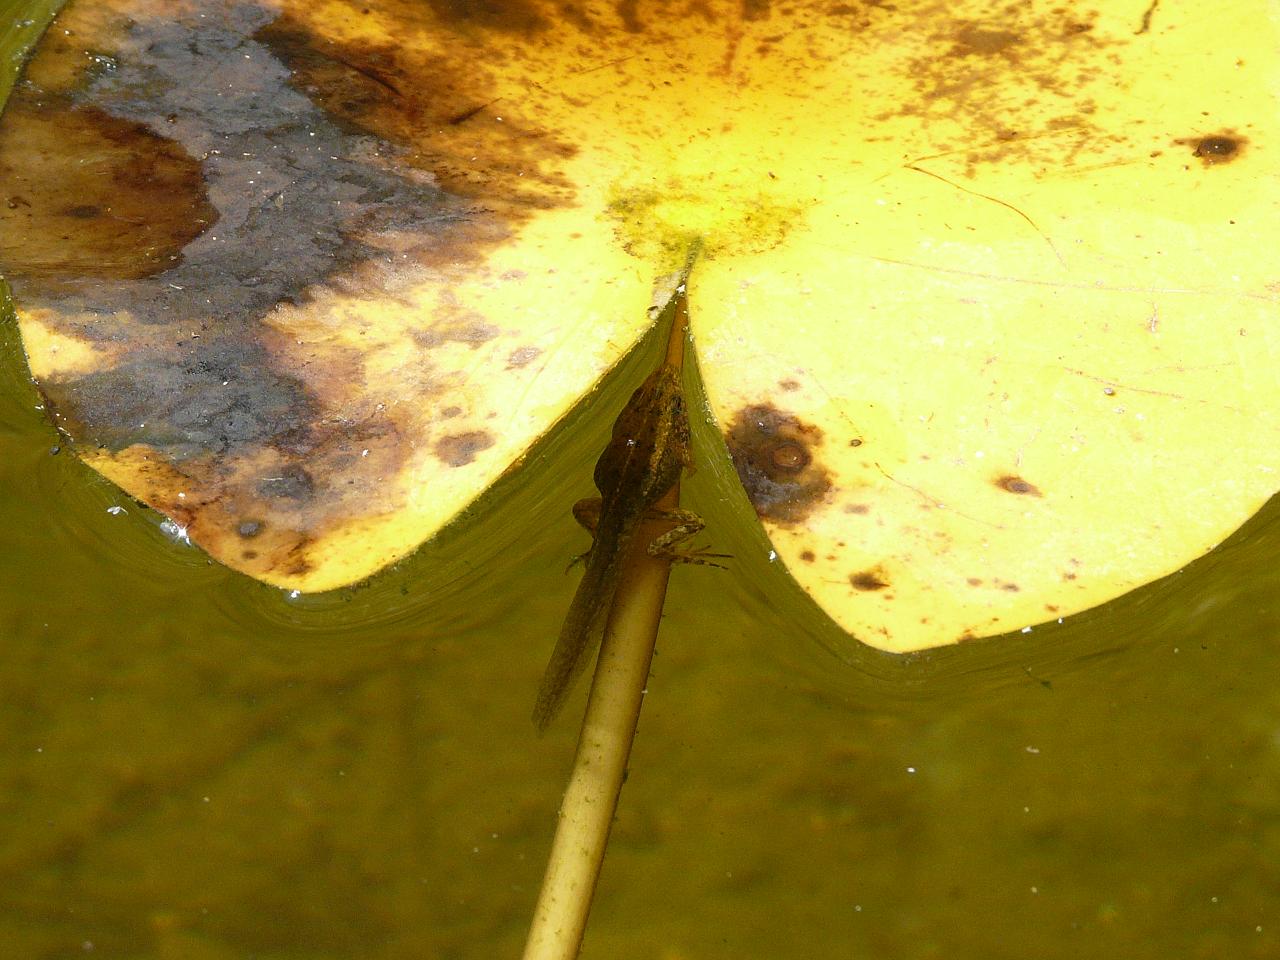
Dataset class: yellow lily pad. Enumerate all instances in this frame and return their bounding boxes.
[2,0,1276,651]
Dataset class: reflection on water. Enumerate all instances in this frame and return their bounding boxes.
[2,298,1279,959]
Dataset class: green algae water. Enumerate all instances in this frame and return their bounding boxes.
[2,4,1280,958]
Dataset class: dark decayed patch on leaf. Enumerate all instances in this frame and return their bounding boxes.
[995,474,1042,496]
[0,101,217,285]
[1187,132,1246,166]
[891,11,1120,176]
[0,0,597,566]
[47,339,315,460]
[0,0,594,585]
[435,431,497,467]
[253,13,577,206]
[724,403,832,523]
[0,5,470,463]
[849,569,889,591]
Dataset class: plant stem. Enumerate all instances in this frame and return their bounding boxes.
[521,286,692,960]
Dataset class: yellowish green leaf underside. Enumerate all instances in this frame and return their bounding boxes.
[1,0,1276,651]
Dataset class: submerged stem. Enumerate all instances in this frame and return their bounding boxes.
[521,269,695,960]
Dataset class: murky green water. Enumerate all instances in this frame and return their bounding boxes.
[3,4,1280,958]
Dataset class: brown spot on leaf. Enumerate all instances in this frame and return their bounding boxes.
[725,404,831,524]
[1191,134,1244,165]
[507,345,542,368]
[1174,131,1247,167]
[850,569,889,591]
[995,474,1042,496]
[435,430,495,467]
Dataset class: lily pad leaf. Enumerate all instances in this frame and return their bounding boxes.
[2,0,1277,653]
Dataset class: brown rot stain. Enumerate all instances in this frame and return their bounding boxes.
[435,430,496,467]
[426,0,549,33]
[40,332,321,469]
[446,101,494,125]
[0,7,479,457]
[0,100,217,289]
[615,0,643,32]
[966,577,983,586]
[778,378,801,391]
[255,14,576,210]
[1135,0,1159,34]
[771,443,809,469]
[237,520,264,538]
[724,404,832,524]
[1189,133,1245,166]
[411,312,501,349]
[951,27,1020,57]
[259,464,316,501]
[887,10,1121,177]
[799,550,816,563]
[64,204,103,219]
[0,0,601,589]
[844,503,869,514]
[285,556,314,577]
[121,455,333,585]
[850,569,889,591]
[995,474,1042,496]
[507,345,542,368]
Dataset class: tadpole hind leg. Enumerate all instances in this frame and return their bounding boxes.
[667,548,731,569]
[645,508,730,567]
[565,497,603,572]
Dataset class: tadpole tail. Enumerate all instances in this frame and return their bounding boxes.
[531,552,621,731]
